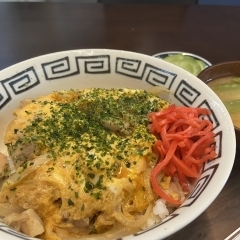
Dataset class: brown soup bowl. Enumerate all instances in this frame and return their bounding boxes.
[198,61,240,147]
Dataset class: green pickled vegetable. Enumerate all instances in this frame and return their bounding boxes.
[163,54,206,76]
[196,60,206,71]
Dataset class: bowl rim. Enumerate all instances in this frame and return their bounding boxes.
[197,60,240,78]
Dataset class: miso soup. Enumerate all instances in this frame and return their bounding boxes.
[207,76,240,128]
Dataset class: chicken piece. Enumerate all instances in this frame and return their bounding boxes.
[3,209,45,237]
[3,212,27,232]
[21,209,45,237]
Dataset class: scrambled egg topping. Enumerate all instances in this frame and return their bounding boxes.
[0,88,170,240]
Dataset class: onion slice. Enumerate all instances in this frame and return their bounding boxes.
[113,204,152,229]
[57,223,138,240]
[0,203,24,217]
[3,154,49,187]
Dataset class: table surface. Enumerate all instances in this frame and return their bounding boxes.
[0,3,240,240]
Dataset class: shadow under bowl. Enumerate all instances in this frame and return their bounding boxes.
[197,61,240,147]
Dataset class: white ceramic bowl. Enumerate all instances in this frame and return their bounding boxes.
[0,49,236,240]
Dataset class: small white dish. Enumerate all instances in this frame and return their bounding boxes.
[153,51,212,67]
[153,51,211,76]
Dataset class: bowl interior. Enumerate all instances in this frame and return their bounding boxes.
[0,49,236,240]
